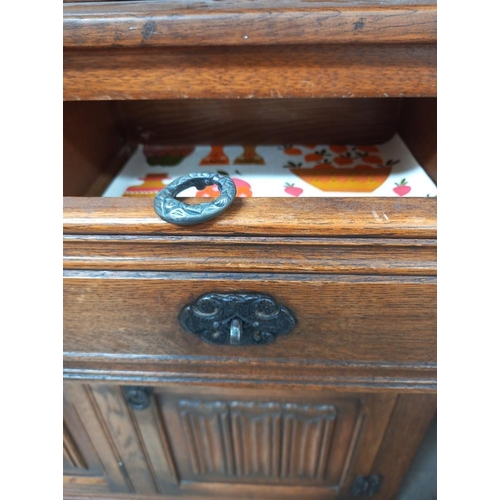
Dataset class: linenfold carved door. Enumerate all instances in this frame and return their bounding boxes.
[64,383,397,498]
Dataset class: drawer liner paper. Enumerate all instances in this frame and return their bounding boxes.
[102,134,437,198]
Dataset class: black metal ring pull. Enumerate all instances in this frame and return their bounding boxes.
[154,172,237,225]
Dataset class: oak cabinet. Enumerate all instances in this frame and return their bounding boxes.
[63,1,437,498]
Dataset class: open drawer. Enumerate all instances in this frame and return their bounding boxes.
[63,97,436,389]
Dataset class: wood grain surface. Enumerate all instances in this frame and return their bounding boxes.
[63,234,436,275]
[63,1,436,48]
[63,381,433,498]
[115,98,402,145]
[63,44,437,100]
[62,1,437,497]
[371,393,437,498]
[63,272,436,367]
[64,383,131,494]
[64,382,436,500]
[64,101,124,196]
[62,381,401,497]
[63,197,437,238]
[149,386,396,498]
[399,97,437,183]
[89,385,159,494]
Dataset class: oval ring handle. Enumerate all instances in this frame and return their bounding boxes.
[154,172,237,225]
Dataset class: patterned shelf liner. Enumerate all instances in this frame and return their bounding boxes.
[102,135,437,198]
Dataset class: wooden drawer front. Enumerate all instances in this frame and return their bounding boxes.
[63,198,436,389]
[64,271,436,388]
[67,383,398,499]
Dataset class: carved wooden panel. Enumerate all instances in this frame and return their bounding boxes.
[154,386,383,493]
[178,400,337,481]
[63,383,402,498]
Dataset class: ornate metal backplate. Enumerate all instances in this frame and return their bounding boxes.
[154,172,237,225]
[178,293,297,346]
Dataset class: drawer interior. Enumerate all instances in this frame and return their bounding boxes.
[63,98,436,197]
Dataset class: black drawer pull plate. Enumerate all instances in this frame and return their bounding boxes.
[154,172,236,225]
[178,293,296,346]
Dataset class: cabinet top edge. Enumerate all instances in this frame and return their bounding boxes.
[63,1,437,49]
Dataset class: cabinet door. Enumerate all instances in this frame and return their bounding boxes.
[64,383,437,499]
[77,383,398,498]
